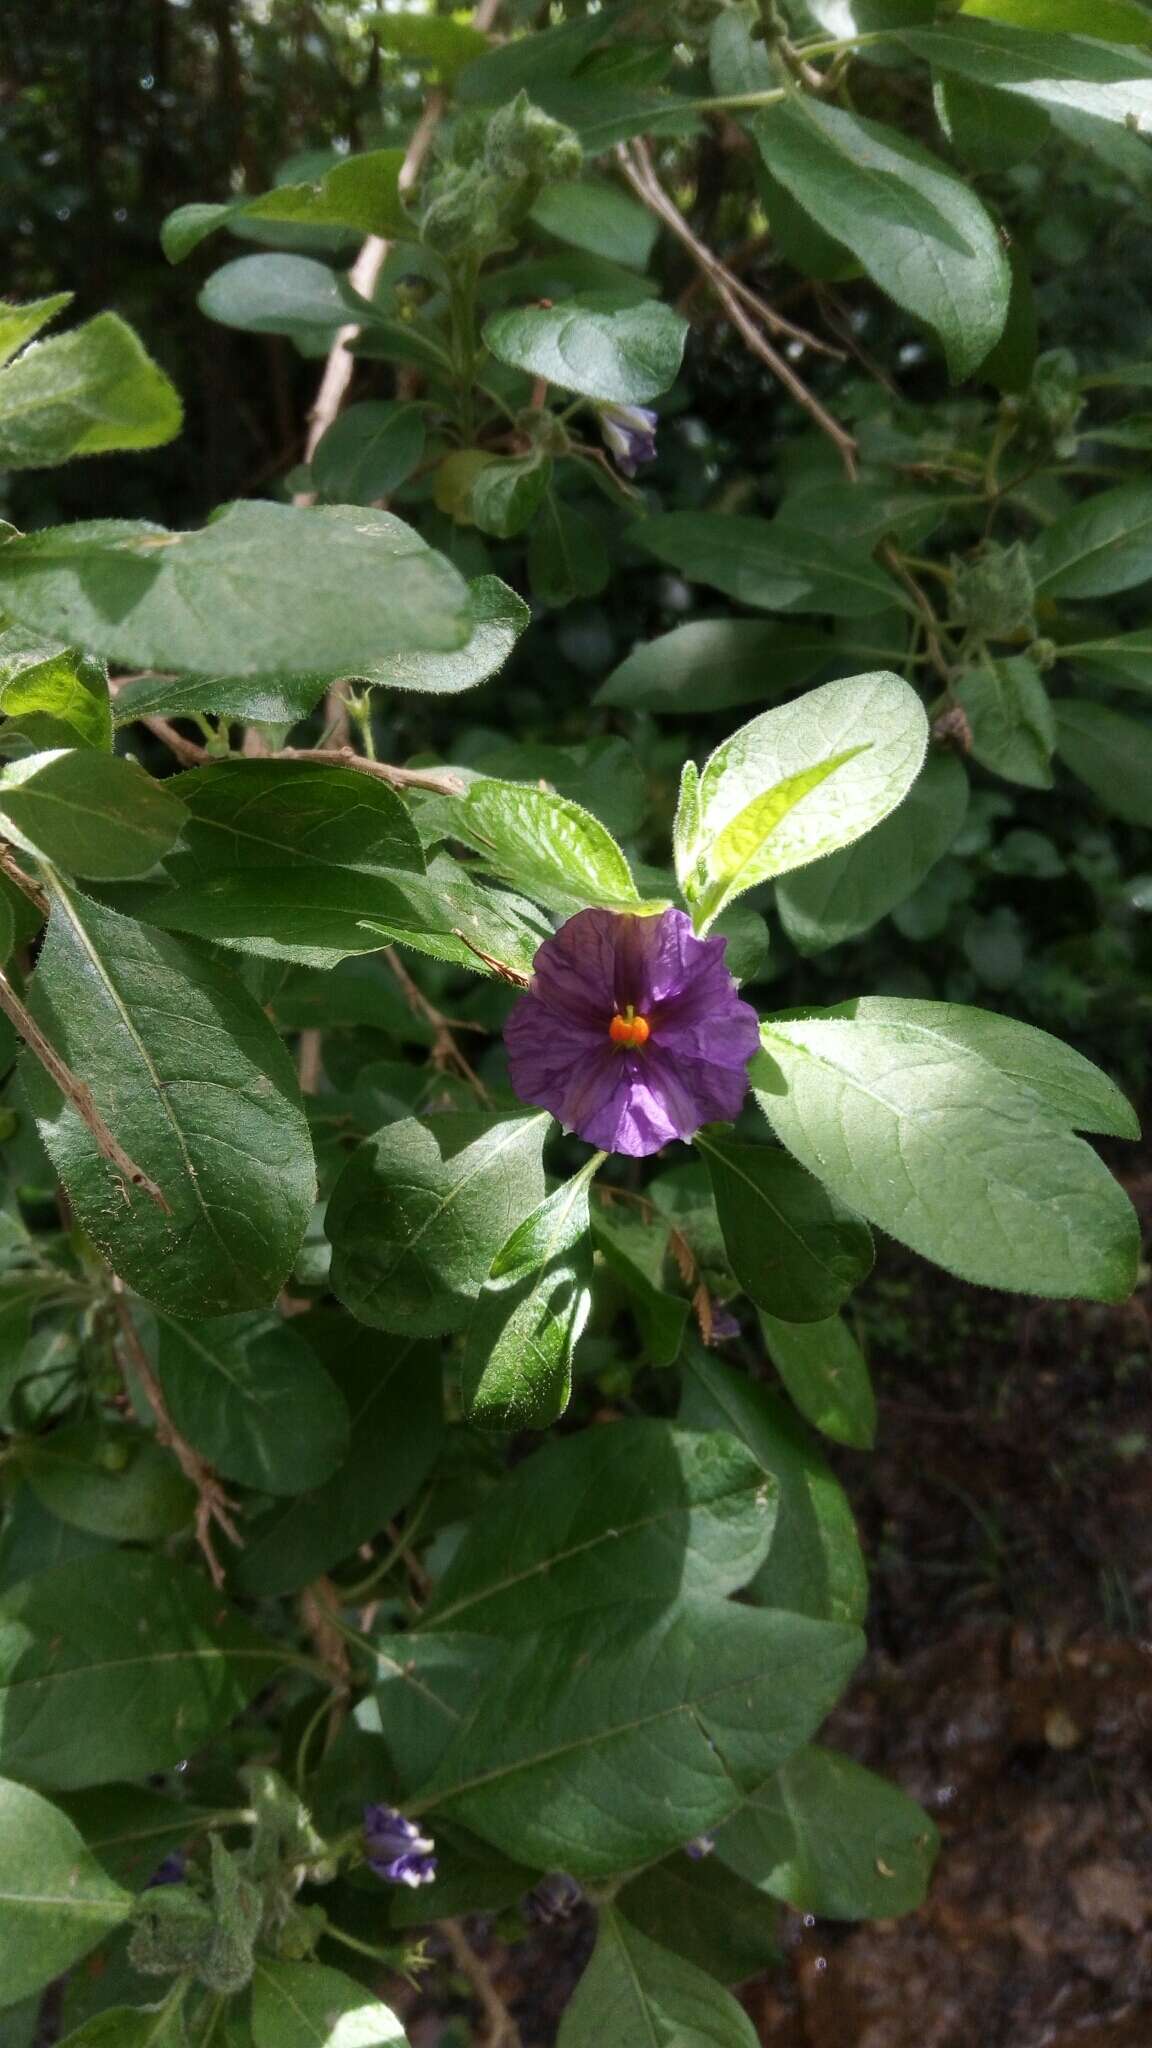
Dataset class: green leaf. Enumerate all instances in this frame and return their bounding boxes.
[1055,699,1152,825]
[164,149,409,263]
[457,11,608,103]
[597,620,835,714]
[0,1552,282,1789]
[375,11,488,72]
[530,180,657,270]
[0,505,471,680]
[824,996,1139,1136]
[0,750,186,880]
[759,1311,875,1449]
[0,650,110,753]
[252,1959,408,2047]
[54,2009,188,2047]
[634,513,899,617]
[934,71,1051,171]
[0,313,182,469]
[420,1598,863,1875]
[467,453,552,539]
[311,401,425,505]
[777,750,969,954]
[681,1350,868,1626]
[328,1110,550,1336]
[460,1164,596,1430]
[755,98,1009,378]
[716,1745,938,1919]
[22,880,315,1316]
[17,1420,194,1539]
[962,0,1152,38]
[58,1782,213,1886]
[235,1323,443,1596]
[0,1777,130,2004]
[457,776,642,913]
[112,668,331,726]
[902,19,1152,126]
[422,1419,777,1636]
[754,1001,1139,1300]
[151,1310,349,1495]
[697,1133,873,1324]
[681,673,928,927]
[363,573,529,697]
[483,295,688,404]
[954,657,1055,787]
[198,254,365,339]
[591,1208,688,1366]
[1031,483,1152,598]
[527,497,610,608]
[617,1855,779,1987]
[557,1907,759,2048]
[0,292,73,371]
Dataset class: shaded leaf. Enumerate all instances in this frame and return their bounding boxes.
[422,1420,776,1635]
[0,750,186,880]
[760,1311,876,1450]
[22,881,315,1316]
[328,1110,550,1336]
[152,1310,349,1495]
[716,1745,938,1919]
[0,1553,282,1789]
[0,505,471,679]
[557,1908,759,2046]
[0,1777,130,2004]
[698,1133,873,1324]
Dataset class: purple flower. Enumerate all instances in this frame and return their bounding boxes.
[598,402,659,476]
[504,907,759,1158]
[363,1804,437,1889]
[707,1302,742,1345]
[685,1833,716,1860]
[145,1850,187,1888]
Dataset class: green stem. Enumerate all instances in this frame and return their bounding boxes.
[324,1920,405,1967]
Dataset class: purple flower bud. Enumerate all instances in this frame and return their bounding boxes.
[708,1303,742,1344]
[598,402,659,477]
[145,1850,187,1888]
[685,1833,716,1860]
[504,907,760,1158]
[363,1804,437,1889]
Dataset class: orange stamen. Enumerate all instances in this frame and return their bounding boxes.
[609,1007,650,1049]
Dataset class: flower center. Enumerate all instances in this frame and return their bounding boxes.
[609,1005,650,1049]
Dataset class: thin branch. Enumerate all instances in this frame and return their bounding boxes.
[139,715,211,766]
[112,1284,241,1588]
[134,720,466,796]
[0,964,170,1211]
[442,1919,521,2048]
[879,543,953,685]
[383,945,491,1102]
[275,746,466,796]
[617,139,858,478]
[0,842,48,917]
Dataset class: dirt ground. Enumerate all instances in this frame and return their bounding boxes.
[400,1173,1152,2048]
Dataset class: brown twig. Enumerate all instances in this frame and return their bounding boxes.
[0,964,170,1211]
[617,138,858,478]
[139,716,211,767]
[441,1919,521,2048]
[879,543,953,685]
[275,746,466,796]
[296,1029,324,1093]
[383,945,491,1101]
[450,930,531,987]
[133,720,466,796]
[112,1284,241,1588]
[0,842,48,916]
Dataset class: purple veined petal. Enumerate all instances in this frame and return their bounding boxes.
[599,403,659,477]
[504,907,759,1158]
[363,1803,437,1888]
